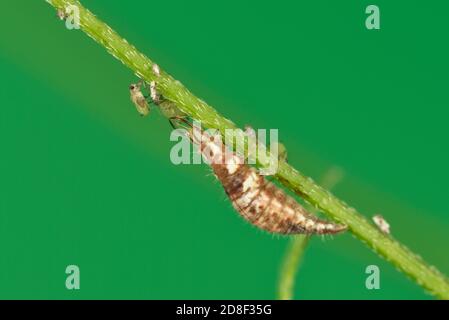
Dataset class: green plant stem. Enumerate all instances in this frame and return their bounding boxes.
[277,167,344,300]
[278,235,309,300]
[47,0,449,299]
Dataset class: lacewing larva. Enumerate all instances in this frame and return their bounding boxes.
[129,77,347,235]
[173,117,347,235]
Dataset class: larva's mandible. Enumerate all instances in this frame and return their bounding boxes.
[193,129,347,235]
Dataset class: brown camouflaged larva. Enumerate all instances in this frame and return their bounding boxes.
[193,129,348,235]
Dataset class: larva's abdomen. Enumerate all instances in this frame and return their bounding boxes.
[211,158,346,235]
[197,132,347,235]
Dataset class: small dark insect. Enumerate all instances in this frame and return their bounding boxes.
[174,118,347,235]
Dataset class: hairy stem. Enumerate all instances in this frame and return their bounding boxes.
[277,167,344,300]
[278,235,310,300]
[47,0,449,299]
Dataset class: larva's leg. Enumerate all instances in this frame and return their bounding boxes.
[168,116,180,130]
[168,115,192,130]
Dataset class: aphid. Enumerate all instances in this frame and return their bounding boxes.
[149,81,160,104]
[147,80,188,128]
[129,81,150,116]
[373,214,390,234]
[152,64,161,77]
[174,118,347,235]
[129,79,182,120]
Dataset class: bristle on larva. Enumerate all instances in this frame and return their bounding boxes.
[194,130,347,235]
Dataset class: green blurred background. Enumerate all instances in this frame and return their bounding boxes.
[0,1,448,299]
